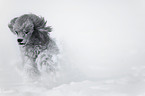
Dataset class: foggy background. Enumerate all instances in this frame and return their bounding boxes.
[0,0,145,88]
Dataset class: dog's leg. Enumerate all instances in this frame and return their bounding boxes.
[23,57,40,82]
[36,51,58,74]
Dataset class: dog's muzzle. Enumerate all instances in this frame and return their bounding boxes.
[17,39,25,45]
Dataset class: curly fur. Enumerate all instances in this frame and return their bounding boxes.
[8,14,59,80]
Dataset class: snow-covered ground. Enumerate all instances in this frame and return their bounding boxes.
[1,76,145,96]
[0,0,145,96]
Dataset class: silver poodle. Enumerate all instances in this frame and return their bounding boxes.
[8,14,59,81]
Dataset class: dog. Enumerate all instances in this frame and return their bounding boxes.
[8,14,59,81]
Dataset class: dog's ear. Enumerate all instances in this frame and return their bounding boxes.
[8,17,18,34]
[35,17,52,33]
[45,26,52,32]
[38,26,52,33]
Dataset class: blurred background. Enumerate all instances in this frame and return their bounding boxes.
[0,0,145,87]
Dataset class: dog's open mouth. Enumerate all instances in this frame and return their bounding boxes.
[19,43,26,45]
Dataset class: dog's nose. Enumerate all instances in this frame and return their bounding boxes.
[17,39,23,43]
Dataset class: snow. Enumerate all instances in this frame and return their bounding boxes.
[0,77,145,96]
[1,0,145,96]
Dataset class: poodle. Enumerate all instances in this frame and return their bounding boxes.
[8,14,59,81]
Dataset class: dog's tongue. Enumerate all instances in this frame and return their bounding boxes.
[19,43,25,45]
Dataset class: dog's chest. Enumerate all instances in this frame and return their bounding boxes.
[21,45,46,60]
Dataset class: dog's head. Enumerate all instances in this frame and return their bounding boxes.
[8,14,52,46]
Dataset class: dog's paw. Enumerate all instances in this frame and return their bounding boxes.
[40,59,55,72]
[23,64,40,81]
[36,50,58,73]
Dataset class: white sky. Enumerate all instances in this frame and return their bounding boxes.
[0,0,145,80]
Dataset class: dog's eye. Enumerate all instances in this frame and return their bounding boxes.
[25,31,29,34]
[15,31,18,35]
